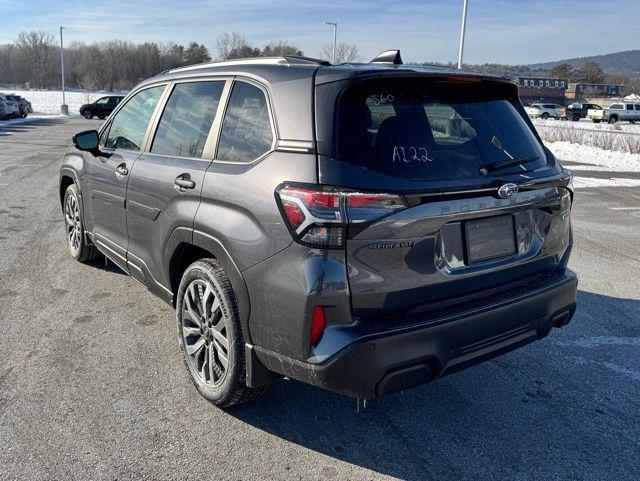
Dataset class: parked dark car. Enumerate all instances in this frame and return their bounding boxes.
[59,51,577,407]
[566,102,601,121]
[79,95,125,119]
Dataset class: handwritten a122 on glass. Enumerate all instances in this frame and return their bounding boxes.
[392,145,434,163]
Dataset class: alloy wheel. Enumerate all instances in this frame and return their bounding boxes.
[64,193,82,251]
[181,280,229,387]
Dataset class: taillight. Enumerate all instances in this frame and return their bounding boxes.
[275,184,406,248]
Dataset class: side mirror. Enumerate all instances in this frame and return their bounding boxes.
[73,130,100,154]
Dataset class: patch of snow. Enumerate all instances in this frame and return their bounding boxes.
[547,141,640,173]
[572,177,640,189]
[0,89,127,115]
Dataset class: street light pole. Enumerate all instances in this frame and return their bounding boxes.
[457,0,469,69]
[59,26,68,115]
[324,22,337,63]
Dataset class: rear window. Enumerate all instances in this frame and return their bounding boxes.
[337,78,547,182]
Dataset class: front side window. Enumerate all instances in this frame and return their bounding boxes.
[337,78,547,182]
[105,86,164,151]
[95,97,109,105]
[151,81,224,158]
[217,81,273,162]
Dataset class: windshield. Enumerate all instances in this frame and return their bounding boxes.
[337,78,547,182]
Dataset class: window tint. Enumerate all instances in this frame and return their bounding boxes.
[626,104,634,110]
[635,105,640,111]
[151,81,224,158]
[105,86,164,151]
[337,78,547,182]
[217,81,273,162]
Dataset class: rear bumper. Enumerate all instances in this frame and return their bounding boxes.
[253,270,578,399]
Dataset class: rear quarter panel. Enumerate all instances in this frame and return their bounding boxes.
[194,151,317,271]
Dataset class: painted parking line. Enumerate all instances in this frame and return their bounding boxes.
[609,207,640,210]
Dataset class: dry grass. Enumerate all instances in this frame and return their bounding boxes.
[534,124,640,154]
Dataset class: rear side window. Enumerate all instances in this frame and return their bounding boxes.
[151,81,224,158]
[337,78,547,182]
[106,86,164,151]
[217,81,273,162]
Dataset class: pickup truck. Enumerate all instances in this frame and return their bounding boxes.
[566,103,602,121]
[588,102,640,124]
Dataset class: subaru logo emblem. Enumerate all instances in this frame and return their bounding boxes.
[498,183,518,199]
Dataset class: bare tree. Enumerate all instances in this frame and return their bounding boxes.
[321,42,360,63]
[16,31,56,88]
[216,32,249,60]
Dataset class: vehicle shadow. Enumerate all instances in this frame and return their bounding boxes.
[228,289,640,480]
[0,117,69,134]
[85,255,128,276]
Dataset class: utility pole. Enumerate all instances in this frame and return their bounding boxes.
[59,26,68,115]
[324,21,337,63]
[457,0,469,69]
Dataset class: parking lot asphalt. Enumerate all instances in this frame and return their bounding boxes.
[0,116,639,481]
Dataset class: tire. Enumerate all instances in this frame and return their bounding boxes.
[593,119,601,123]
[83,110,93,119]
[98,115,105,120]
[572,114,580,121]
[608,116,618,124]
[63,184,99,262]
[176,258,264,407]
[541,112,549,119]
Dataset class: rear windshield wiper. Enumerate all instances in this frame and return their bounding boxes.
[480,156,540,175]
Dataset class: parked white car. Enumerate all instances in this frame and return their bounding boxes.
[0,93,20,119]
[588,102,640,124]
[525,103,566,120]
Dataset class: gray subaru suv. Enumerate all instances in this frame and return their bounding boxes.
[59,51,577,407]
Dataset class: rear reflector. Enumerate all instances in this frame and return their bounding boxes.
[275,183,406,248]
[310,306,327,346]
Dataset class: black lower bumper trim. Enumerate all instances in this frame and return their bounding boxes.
[253,270,578,399]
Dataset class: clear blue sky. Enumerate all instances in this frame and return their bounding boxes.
[1,0,638,64]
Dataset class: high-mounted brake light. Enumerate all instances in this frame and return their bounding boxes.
[275,184,406,248]
[442,75,482,83]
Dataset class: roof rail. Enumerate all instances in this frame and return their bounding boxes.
[166,56,330,74]
[370,50,403,65]
[282,55,331,66]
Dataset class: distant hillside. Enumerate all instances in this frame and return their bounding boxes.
[527,50,640,74]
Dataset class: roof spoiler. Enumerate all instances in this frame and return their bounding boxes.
[370,50,403,65]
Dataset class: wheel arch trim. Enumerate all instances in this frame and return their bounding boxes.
[163,228,253,345]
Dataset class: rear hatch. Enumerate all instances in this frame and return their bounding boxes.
[315,73,573,323]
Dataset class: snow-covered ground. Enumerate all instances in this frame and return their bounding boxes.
[547,141,640,173]
[1,89,127,115]
[546,141,640,189]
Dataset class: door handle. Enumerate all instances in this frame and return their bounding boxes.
[174,174,195,191]
[115,163,129,179]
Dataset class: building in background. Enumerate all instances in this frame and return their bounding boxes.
[517,77,567,105]
[566,83,624,109]
[566,83,623,100]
